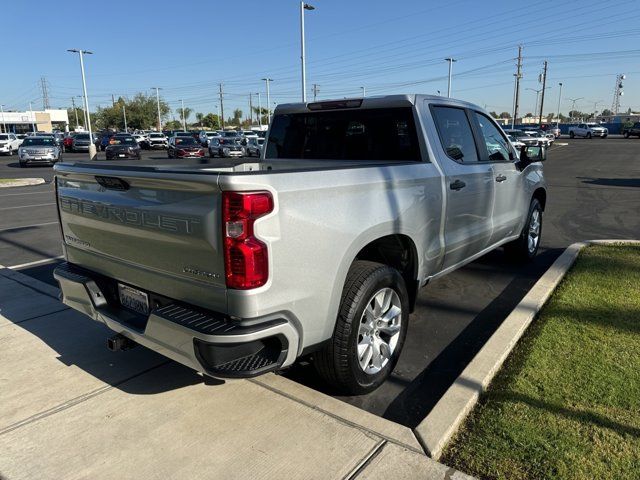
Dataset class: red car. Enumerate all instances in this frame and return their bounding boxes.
[63,133,76,151]
[167,136,206,158]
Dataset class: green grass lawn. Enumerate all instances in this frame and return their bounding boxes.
[442,244,640,480]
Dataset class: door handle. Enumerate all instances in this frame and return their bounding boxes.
[449,179,466,191]
[495,174,507,182]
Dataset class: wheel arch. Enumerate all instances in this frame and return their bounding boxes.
[532,187,547,211]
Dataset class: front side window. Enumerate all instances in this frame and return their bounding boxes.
[473,112,512,162]
[266,107,420,161]
[431,106,478,163]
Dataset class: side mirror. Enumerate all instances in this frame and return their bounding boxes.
[519,145,546,165]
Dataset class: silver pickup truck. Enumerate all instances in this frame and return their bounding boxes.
[53,95,547,394]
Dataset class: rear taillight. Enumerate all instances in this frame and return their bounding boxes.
[222,191,273,289]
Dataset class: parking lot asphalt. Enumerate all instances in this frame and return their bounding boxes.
[1,138,639,427]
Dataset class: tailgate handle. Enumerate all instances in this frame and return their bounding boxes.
[95,176,130,191]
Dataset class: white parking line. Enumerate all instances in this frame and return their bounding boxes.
[0,202,56,211]
[0,221,59,232]
[0,190,54,197]
[8,256,64,269]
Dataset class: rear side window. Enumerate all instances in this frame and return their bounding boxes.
[431,106,478,163]
[265,107,421,161]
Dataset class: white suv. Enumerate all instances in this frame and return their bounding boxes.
[0,133,21,156]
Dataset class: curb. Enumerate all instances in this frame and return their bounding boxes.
[0,178,46,188]
[414,239,640,460]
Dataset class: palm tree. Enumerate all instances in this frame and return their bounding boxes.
[176,107,192,128]
[196,112,204,127]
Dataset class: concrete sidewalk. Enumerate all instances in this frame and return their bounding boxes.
[0,267,473,480]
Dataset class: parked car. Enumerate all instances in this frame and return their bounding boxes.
[507,134,525,151]
[146,132,168,149]
[623,122,640,138]
[246,137,265,157]
[63,133,76,152]
[215,136,246,157]
[72,133,96,152]
[18,136,62,166]
[131,134,147,146]
[547,126,561,138]
[503,129,541,146]
[96,133,116,151]
[53,94,547,394]
[568,123,608,138]
[0,133,23,155]
[198,131,221,146]
[167,136,206,158]
[526,131,553,146]
[105,135,142,160]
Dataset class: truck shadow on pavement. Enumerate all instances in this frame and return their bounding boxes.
[577,177,640,188]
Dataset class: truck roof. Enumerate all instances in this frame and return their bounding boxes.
[274,94,484,115]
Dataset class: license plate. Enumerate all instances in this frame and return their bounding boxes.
[118,154,125,157]
[118,283,149,315]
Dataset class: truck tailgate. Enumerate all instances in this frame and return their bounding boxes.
[55,166,227,313]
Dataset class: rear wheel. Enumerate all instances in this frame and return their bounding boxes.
[8,147,13,156]
[625,132,630,138]
[504,198,543,262]
[586,132,592,139]
[569,131,575,138]
[313,261,409,394]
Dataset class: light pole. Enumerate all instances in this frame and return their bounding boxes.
[262,78,273,124]
[67,49,96,159]
[122,103,128,132]
[526,87,550,117]
[300,2,315,102]
[152,87,162,131]
[180,99,186,131]
[556,82,563,127]
[360,86,366,97]
[29,101,37,132]
[257,92,262,127]
[0,104,5,133]
[444,58,456,97]
[592,100,604,119]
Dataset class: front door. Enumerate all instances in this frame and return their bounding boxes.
[430,105,494,270]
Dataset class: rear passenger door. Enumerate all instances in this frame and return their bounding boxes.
[470,111,526,245]
[430,105,494,269]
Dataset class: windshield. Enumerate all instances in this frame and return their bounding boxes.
[76,134,91,140]
[257,138,264,145]
[22,137,55,146]
[149,133,163,138]
[266,107,421,161]
[222,131,239,137]
[174,137,198,146]
[110,137,137,145]
[206,132,218,137]
[0,135,8,141]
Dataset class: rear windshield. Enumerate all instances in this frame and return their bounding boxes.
[111,137,137,145]
[149,133,164,138]
[76,134,91,140]
[175,137,198,146]
[22,137,55,146]
[266,107,421,161]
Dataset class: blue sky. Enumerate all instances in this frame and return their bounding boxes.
[3,0,639,120]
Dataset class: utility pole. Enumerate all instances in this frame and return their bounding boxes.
[71,97,79,129]
[249,93,254,126]
[219,83,225,130]
[29,101,37,132]
[556,82,563,127]
[538,60,548,126]
[312,83,319,101]
[111,94,115,107]
[152,87,162,131]
[67,49,96,159]
[444,58,457,98]
[40,77,50,110]
[123,103,128,132]
[512,45,523,129]
[262,78,273,124]
[180,99,186,131]
[360,86,366,97]
[257,93,262,127]
[0,105,5,133]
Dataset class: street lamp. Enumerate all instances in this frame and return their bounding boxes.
[262,78,273,124]
[257,92,262,127]
[556,82,563,127]
[67,49,96,159]
[180,99,186,131]
[526,87,551,117]
[152,87,163,131]
[360,86,366,98]
[0,104,5,134]
[29,101,37,132]
[444,58,456,97]
[300,2,315,102]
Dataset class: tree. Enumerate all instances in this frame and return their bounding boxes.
[93,93,170,130]
[176,107,192,128]
[201,113,221,130]
[67,107,86,129]
[164,120,182,130]
[195,112,204,127]
[601,109,613,117]
[499,112,511,119]
[489,111,499,118]
[231,108,243,126]
[524,112,533,118]
[252,106,269,126]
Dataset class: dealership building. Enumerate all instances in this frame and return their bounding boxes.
[0,109,70,134]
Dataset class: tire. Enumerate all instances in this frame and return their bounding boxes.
[19,161,25,168]
[603,134,607,138]
[504,198,543,262]
[569,131,574,138]
[625,132,630,138]
[8,147,13,156]
[313,261,409,394]
[586,132,592,139]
